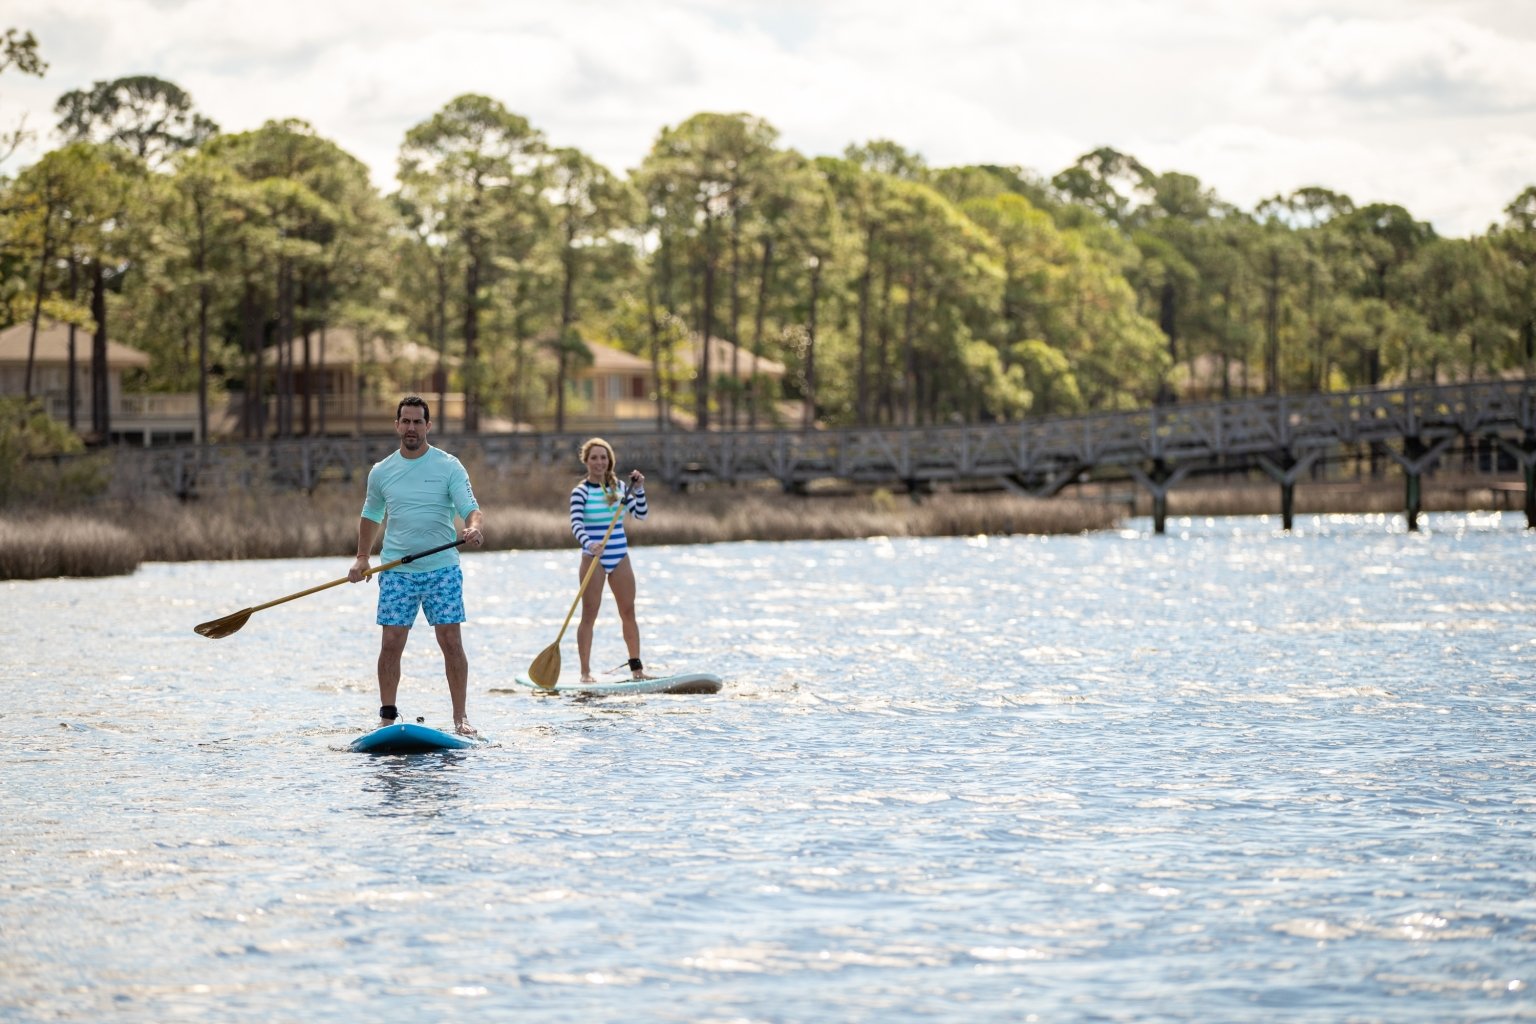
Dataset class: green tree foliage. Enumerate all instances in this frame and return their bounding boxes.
[0,27,46,166]
[1051,147,1154,227]
[1400,237,1506,381]
[0,395,105,504]
[636,112,782,429]
[0,29,45,79]
[187,119,397,438]
[1492,187,1536,375]
[844,139,928,181]
[543,145,642,430]
[745,151,838,428]
[396,94,546,432]
[6,141,143,439]
[55,76,218,169]
[156,152,248,439]
[1331,203,1436,384]
[932,164,1056,212]
[2,80,1532,445]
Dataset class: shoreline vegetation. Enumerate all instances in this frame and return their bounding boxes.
[0,460,1524,582]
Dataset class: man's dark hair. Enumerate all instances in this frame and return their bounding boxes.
[396,395,430,422]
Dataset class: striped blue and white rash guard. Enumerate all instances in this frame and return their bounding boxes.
[569,481,648,573]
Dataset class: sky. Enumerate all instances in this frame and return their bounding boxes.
[3,0,1534,238]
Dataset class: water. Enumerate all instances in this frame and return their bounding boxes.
[4,512,1535,1022]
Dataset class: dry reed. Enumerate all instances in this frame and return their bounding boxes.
[7,456,1521,582]
[0,515,143,579]
[1131,473,1524,518]
[5,461,1121,579]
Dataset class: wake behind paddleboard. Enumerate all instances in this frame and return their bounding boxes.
[349,721,485,754]
[508,671,723,696]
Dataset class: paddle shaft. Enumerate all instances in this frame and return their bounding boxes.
[251,537,466,615]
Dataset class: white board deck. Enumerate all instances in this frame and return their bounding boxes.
[509,671,723,696]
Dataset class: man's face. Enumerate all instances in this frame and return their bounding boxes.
[396,408,430,452]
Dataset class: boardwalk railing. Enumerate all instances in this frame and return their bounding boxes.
[103,379,1536,532]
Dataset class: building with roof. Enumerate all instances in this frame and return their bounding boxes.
[548,339,662,432]
[0,318,210,445]
[257,326,468,435]
[676,334,805,428]
[3,316,812,444]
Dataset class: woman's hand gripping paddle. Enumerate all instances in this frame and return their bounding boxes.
[193,539,466,639]
[526,488,629,688]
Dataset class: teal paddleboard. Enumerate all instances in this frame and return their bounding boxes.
[509,671,723,696]
[349,721,485,754]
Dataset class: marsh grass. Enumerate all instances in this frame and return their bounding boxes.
[0,516,143,579]
[5,456,1522,581]
[6,459,1122,580]
[1130,473,1523,518]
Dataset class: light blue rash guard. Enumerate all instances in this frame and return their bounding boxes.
[361,446,479,573]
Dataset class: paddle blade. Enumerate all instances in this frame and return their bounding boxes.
[527,643,561,688]
[194,609,252,639]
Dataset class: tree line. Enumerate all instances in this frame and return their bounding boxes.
[3,32,1534,444]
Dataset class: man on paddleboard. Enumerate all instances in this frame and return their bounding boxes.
[348,395,485,737]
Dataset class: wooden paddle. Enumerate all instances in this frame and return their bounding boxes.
[526,487,630,688]
[193,538,466,639]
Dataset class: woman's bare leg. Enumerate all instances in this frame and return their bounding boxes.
[576,553,604,682]
[607,559,649,678]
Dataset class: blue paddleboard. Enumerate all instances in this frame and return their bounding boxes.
[349,721,485,754]
[510,671,723,696]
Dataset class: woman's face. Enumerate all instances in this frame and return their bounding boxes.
[584,445,612,477]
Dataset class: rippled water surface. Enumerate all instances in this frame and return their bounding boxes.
[4,513,1535,1022]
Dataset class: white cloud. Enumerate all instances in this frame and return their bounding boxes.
[1,0,1532,235]
[1250,14,1536,115]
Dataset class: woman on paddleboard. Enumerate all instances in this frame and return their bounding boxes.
[569,437,651,682]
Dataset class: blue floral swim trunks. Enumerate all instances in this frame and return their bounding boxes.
[375,564,465,627]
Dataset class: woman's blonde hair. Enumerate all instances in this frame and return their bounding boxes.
[579,437,619,502]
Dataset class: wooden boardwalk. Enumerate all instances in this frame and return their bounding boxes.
[107,379,1536,533]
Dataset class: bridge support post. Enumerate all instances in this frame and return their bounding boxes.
[1385,435,1455,533]
[1495,432,1536,529]
[904,478,933,500]
[1527,459,1536,529]
[1405,462,1423,532]
[1257,451,1321,532]
[1129,461,1192,535]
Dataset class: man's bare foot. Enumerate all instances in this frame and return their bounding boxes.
[454,720,479,738]
[378,718,397,729]
[631,672,656,680]
[580,673,597,684]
